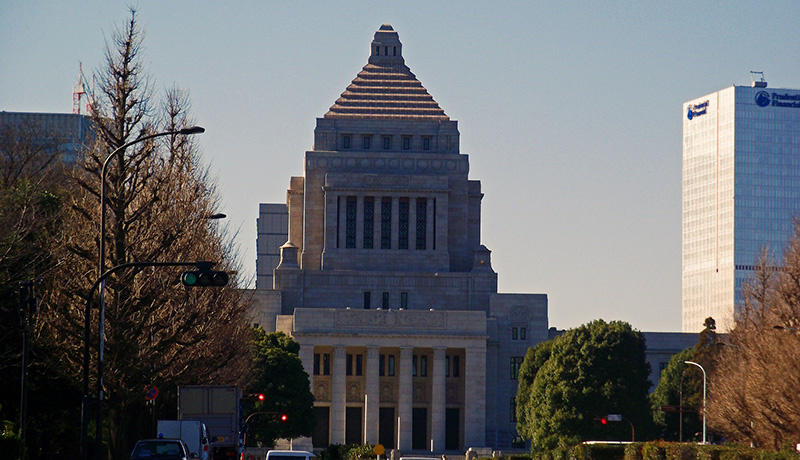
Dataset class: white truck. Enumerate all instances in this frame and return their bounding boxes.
[178,385,242,460]
[157,420,211,460]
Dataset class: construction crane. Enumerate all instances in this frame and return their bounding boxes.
[72,62,95,115]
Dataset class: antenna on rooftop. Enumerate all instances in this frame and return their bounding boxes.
[72,62,96,115]
[750,71,767,88]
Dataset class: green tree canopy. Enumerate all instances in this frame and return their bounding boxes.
[516,320,654,450]
[649,347,704,441]
[244,329,314,447]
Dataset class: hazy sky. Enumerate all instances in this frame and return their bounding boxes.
[3,1,799,333]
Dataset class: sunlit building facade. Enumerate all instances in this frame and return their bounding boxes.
[682,81,800,332]
[253,24,549,452]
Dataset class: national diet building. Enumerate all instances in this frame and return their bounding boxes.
[252,24,548,452]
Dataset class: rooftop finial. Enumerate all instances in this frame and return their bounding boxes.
[369,23,403,65]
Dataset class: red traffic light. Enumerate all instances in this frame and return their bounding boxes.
[258,394,265,401]
[280,414,288,422]
[600,418,607,425]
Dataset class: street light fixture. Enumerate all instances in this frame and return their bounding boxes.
[81,126,204,460]
[684,360,707,444]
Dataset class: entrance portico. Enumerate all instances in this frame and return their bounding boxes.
[280,308,487,452]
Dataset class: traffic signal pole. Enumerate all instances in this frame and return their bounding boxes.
[80,260,223,460]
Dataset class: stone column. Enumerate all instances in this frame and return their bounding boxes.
[409,196,417,251]
[356,195,364,249]
[331,346,347,444]
[365,346,380,444]
[398,347,413,451]
[374,197,382,250]
[324,192,338,255]
[463,346,486,447]
[298,343,315,391]
[431,347,446,452]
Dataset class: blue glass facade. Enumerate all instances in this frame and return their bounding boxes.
[682,85,800,332]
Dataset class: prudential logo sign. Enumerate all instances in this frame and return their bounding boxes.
[687,100,709,120]
[755,91,800,108]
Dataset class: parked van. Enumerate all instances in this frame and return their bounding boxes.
[265,450,315,460]
[157,420,211,460]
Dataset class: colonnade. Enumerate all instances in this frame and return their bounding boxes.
[298,344,486,451]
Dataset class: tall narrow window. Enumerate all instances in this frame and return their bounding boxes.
[345,196,356,248]
[452,355,460,377]
[355,354,363,376]
[382,292,389,309]
[388,355,395,376]
[423,137,431,150]
[379,354,385,376]
[521,327,527,340]
[342,135,351,149]
[445,356,450,377]
[416,198,427,250]
[314,354,321,375]
[512,327,518,340]
[510,398,517,423]
[398,198,409,250]
[381,198,391,249]
[363,292,371,310]
[323,353,331,375]
[363,136,371,149]
[510,356,524,380]
[412,355,417,376]
[383,136,391,149]
[400,292,408,309]
[420,355,428,377]
[364,197,374,249]
[346,354,353,376]
[403,136,411,150]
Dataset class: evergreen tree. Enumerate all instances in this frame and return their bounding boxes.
[244,330,314,447]
[516,320,654,450]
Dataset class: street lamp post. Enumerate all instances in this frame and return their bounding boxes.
[81,126,204,460]
[684,360,707,444]
[80,260,219,460]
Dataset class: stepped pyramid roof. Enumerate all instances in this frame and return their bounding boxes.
[324,24,449,121]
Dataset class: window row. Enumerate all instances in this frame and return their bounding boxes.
[312,352,461,378]
[511,327,527,341]
[339,196,435,251]
[363,291,408,309]
[341,134,432,151]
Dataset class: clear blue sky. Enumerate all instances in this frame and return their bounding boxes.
[3,1,799,332]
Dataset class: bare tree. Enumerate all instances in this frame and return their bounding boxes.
[35,10,251,459]
[707,228,800,449]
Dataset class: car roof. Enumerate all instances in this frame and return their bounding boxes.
[267,451,314,456]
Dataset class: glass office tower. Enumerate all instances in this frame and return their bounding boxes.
[682,82,800,332]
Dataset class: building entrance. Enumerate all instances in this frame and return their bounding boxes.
[379,407,395,448]
[345,407,363,444]
[412,408,427,450]
[313,407,330,447]
[445,408,460,450]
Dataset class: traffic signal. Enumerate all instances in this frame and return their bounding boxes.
[181,268,229,287]
[594,417,608,425]
[258,393,265,401]
[280,414,288,422]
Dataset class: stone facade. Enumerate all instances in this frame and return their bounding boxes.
[253,24,549,452]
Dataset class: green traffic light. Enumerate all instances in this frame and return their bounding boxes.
[182,272,198,286]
